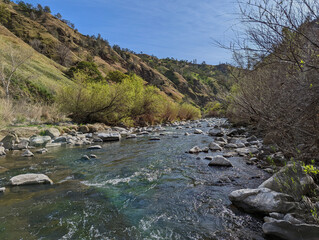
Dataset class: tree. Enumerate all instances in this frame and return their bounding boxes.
[43,6,51,13]
[218,0,319,160]
[56,44,72,66]
[0,4,10,24]
[55,13,62,20]
[0,45,32,99]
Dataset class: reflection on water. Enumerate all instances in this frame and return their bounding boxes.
[0,120,268,239]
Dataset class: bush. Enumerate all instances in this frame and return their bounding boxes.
[66,61,103,82]
[58,72,201,125]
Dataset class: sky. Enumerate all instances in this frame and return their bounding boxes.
[24,0,238,65]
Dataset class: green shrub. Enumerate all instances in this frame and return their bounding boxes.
[66,61,103,82]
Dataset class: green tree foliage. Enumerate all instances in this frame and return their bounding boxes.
[0,4,10,24]
[58,72,201,125]
[66,61,103,82]
[43,6,51,13]
[106,70,127,83]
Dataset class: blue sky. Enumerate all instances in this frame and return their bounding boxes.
[24,0,237,65]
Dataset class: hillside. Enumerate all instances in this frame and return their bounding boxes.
[0,0,230,106]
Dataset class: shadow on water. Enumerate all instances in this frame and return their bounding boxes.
[0,120,270,239]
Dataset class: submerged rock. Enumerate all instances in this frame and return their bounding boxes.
[10,173,53,186]
[126,134,137,139]
[46,142,62,148]
[208,156,232,167]
[263,217,319,240]
[36,148,48,154]
[81,155,90,160]
[149,137,161,141]
[229,188,296,214]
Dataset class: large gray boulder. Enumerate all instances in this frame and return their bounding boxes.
[263,217,319,240]
[1,133,19,150]
[29,136,51,146]
[44,128,60,138]
[10,173,53,186]
[208,156,232,167]
[259,163,316,201]
[97,132,121,141]
[189,146,201,154]
[229,188,296,214]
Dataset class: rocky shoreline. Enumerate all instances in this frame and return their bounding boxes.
[0,118,318,239]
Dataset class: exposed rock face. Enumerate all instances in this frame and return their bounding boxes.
[44,128,60,138]
[259,163,316,201]
[229,188,297,214]
[208,156,232,167]
[97,133,121,141]
[10,174,53,186]
[1,133,19,150]
[263,218,319,240]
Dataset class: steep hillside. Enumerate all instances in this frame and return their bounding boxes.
[0,0,230,106]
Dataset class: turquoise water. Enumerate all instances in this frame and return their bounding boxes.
[0,122,268,239]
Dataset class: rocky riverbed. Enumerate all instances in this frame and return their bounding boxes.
[0,118,318,239]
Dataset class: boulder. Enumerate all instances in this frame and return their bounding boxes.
[44,128,60,138]
[0,146,6,156]
[12,139,29,150]
[1,133,19,150]
[189,146,201,154]
[208,156,232,167]
[81,155,90,160]
[10,173,53,186]
[45,142,62,148]
[90,154,97,159]
[97,132,121,142]
[53,136,67,143]
[29,136,51,146]
[259,163,316,201]
[208,142,223,151]
[21,150,34,157]
[0,187,5,193]
[208,129,224,137]
[229,188,296,214]
[262,218,319,240]
[247,135,258,142]
[202,147,209,153]
[225,143,237,148]
[87,145,102,150]
[79,125,90,133]
[194,129,203,134]
[235,147,258,156]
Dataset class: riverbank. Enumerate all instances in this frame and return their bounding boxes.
[0,118,318,239]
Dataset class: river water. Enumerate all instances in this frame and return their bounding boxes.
[0,119,269,240]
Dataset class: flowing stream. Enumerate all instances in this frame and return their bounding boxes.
[0,119,269,240]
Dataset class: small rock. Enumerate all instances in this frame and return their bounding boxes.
[82,155,90,160]
[209,142,223,151]
[21,150,34,157]
[223,152,236,157]
[10,174,53,186]
[87,145,102,150]
[45,128,60,138]
[126,134,137,139]
[225,143,237,148]
[189,146,201,154]
[149,137,160,141]
[184,132,190,136]
[194,129,203,134]
[202,147,209,153]
[90,154,97,159]
[205,156,213,160]
[208,156,232,167]
[0,146,6,156]
[36,148,48,154]
[208,129,224,137]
